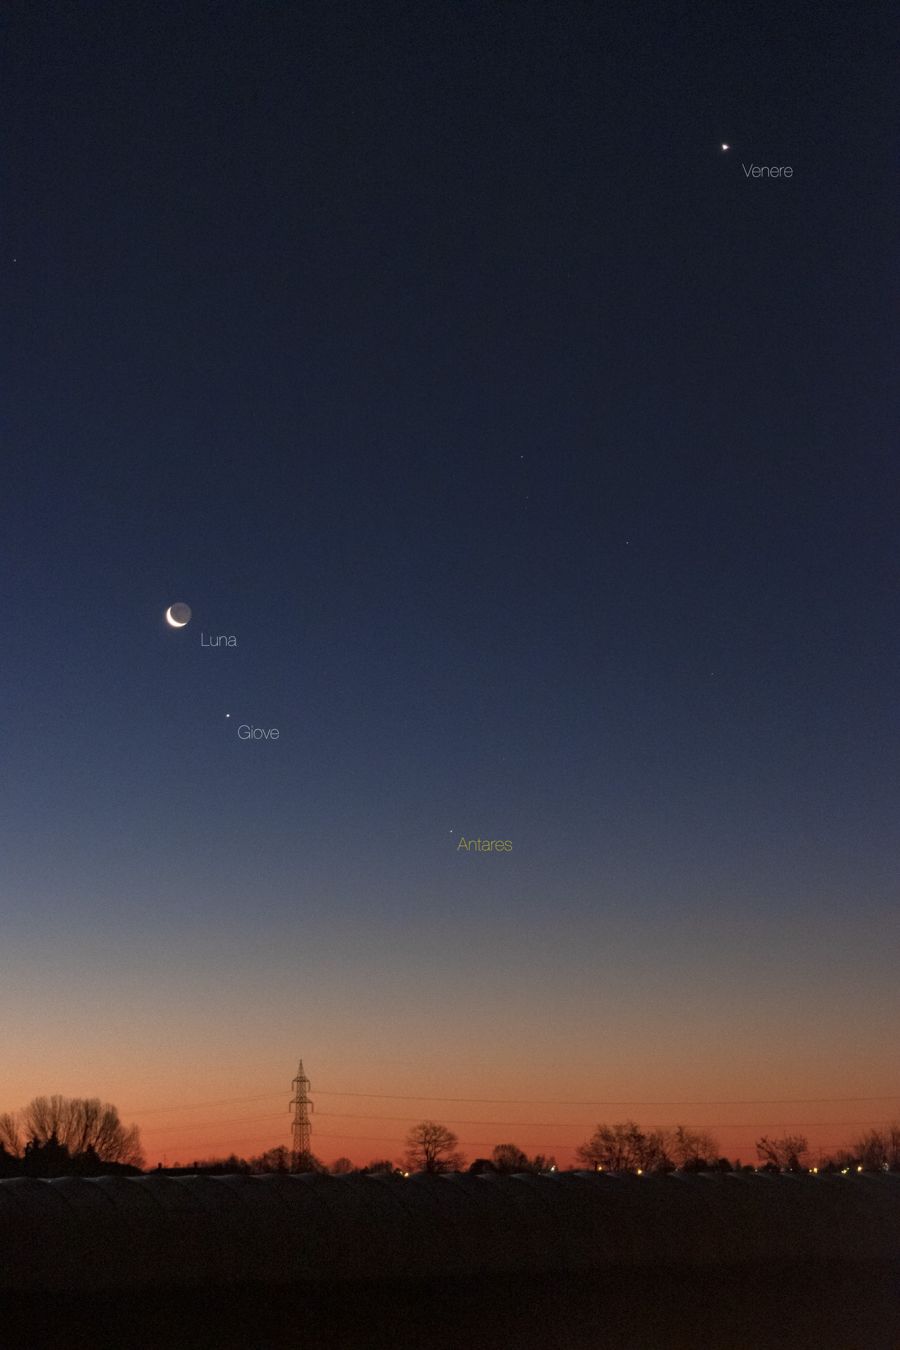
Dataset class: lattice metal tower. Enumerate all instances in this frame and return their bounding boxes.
[289,1059,313,1168]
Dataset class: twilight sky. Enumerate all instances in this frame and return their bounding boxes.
[2,1,897,1168]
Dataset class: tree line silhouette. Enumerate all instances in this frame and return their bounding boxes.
[0,1096,144,1178]
[2,1097,898,1178]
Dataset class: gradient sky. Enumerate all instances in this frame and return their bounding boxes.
[2,1,897,1169]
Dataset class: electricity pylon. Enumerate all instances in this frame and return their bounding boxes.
[289,1059,313,1170]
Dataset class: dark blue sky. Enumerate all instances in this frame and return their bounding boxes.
[2,1,896,1163]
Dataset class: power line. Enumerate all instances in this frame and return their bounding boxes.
[125,1088,900,1115]
[311,1090,900,1107]
[141,1110,896,1140]
[123,1093,283,1116]
[144,1112,288,1135]
[313,1111,895,1130]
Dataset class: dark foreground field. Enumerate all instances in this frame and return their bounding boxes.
[3,1173,898,1347]
[4,1263,900,1350]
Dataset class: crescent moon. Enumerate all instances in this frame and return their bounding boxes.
[165,606,189,628]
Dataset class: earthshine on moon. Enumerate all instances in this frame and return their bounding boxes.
[165,603,192,628]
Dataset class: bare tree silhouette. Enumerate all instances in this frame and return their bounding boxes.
[11,1096,143,1168]
[403,1121,466,1174]
[756,1134,810,1171]
[576,1121,671,1173]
